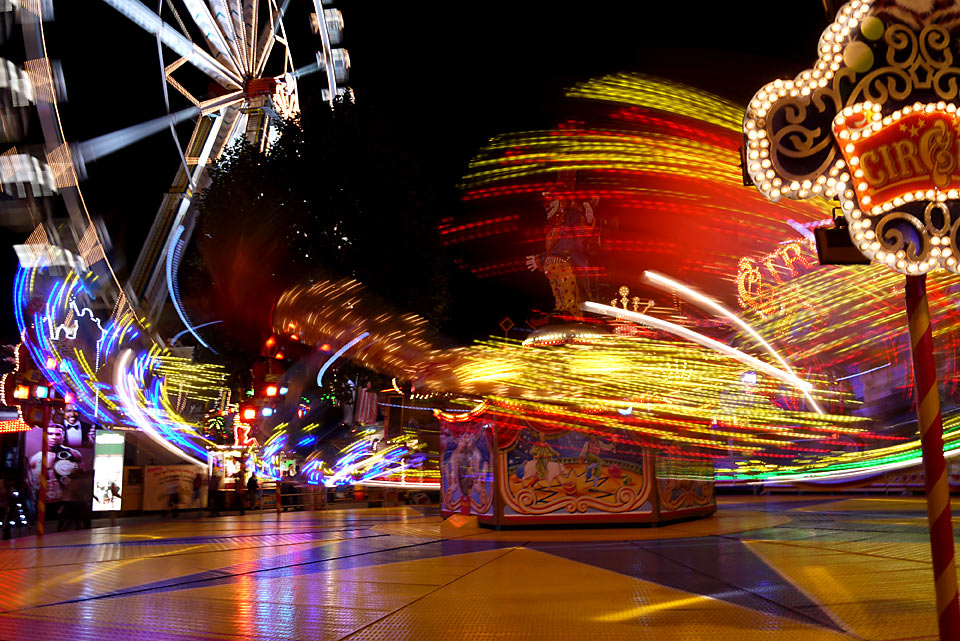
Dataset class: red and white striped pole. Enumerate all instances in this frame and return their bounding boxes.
[905,274,960,639]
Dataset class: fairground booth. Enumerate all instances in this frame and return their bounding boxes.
[438,401,715,527]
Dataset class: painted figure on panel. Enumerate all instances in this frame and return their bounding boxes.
[529,432,560,481]
[579,433,615,487]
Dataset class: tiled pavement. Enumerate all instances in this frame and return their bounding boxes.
[0,495,951,640]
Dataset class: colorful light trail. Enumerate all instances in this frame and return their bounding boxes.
[449,72,960,483]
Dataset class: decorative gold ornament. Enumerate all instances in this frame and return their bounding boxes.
[609,286,652,313]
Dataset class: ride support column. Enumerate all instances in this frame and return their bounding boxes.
[905,274,960,639]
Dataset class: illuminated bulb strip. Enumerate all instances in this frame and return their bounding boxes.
[740,2,960,275]
[643,270,823,414]
[582,302,813,392]
[522,331,605,347]
[832,101,959,215]
[743,0,866,202]
[0,419,29,433]
[828,100,960,275]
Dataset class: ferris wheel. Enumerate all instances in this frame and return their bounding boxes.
[0,0,350,463]
[1,0,350,340]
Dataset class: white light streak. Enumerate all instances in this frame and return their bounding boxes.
[76,107,199,165]
[643,270,823,414]
[582,301,813,392]
[317,332,370,387]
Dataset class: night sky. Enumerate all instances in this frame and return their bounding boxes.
[0,1,832,342]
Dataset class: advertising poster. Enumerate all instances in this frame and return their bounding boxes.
[25,409,95,524]
[143,465,207,511]
[92,430,125,512]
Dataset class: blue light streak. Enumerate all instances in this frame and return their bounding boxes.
[835,363,891,382]
[166,224,216,352]
[317,331,370,387]
[171,320,223,343]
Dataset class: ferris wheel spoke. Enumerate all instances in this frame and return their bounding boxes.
[243,0,258,76]
[186,105,240,166]
[292,58,320,79]
[100,0,242,89]
[199,89,243,114]
[179,0,242,76]
[166,73,201,108]
[74,106,199,172]
[231,0,251,74]
[162,57,202,108]
[207,0,246,75]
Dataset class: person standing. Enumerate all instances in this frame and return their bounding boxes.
[208,472,221,517]
[107,481,121,527]
[192,472,202,507]
[234,469,245,515]
[246,474,259,510]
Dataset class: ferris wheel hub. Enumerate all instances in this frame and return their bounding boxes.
[244,78,278,100]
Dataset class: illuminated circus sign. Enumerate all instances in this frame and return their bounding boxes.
[741,0,960,275]
[833,101,960,214]
[745,3,960,635]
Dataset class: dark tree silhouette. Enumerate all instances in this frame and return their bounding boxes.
[179,95,451,362]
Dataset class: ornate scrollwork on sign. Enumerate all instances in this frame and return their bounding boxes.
[864,201,960,270]
[744,0,960,275]
[755,22,960,192]
[833,101,960,272]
